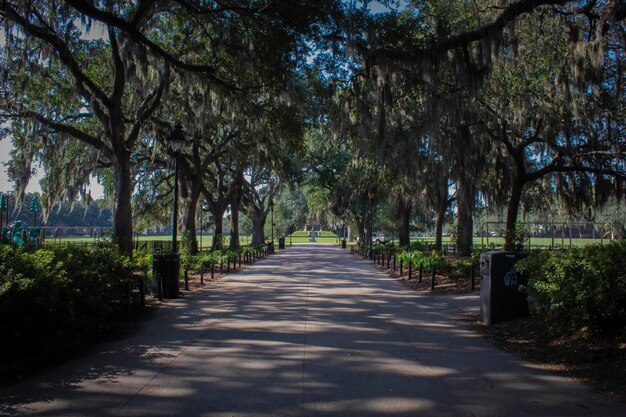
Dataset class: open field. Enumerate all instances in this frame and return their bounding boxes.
[287,230,339,243]
[412,236,607,248]
[40,232,607,249]
[42,234,252,249]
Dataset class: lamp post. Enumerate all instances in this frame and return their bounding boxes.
[368,189,376,259]
[269,199,275,250]
[170,124,186,253]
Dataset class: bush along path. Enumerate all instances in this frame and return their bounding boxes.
[350,242,480,294]
[0,243,146,382]
[177,244,277,293]
[0,242,277,383]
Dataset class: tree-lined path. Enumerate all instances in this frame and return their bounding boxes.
[1,245,623,416]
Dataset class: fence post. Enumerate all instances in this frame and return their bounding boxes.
[211,263,215,280]
[400,260,403,276]
[419,264,423,283]
[139,275,145,308]
[470,261,475,292]
[387,251,391,269]
[430,264,436,291]
[184,268,189,291]
[158,268,163,301]
[200,265,204,285]
[393,254,396,271]
[408,255,412,280]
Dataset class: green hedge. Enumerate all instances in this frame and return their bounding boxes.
[0,243,139,374]
[515,241,626,336]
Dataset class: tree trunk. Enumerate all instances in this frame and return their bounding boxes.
[356,215,366,244]
[397,200,411,247]
[434,204,446,251]
[229,202,240,250]
[113,155,133,256]
[182,184,201,255]
[250,208,266,246]
[211,207,226,251]
[504,179,524,251]
[456,177,475,256]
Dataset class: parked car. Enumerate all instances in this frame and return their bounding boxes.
[373,233,387,244]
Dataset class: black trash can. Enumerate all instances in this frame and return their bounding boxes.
[480,251,528,324]
[278,237,285,249]
[152,253,180,299]
[341,239,347,249]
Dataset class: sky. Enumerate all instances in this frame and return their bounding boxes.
[0,138,104,198]
[0,137,21,193]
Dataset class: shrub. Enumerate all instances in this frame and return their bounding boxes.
[515,241,626,336]
[409,240,429,251]
[198,252,219,268]
[395,250,447,271]
[0,243,138,374]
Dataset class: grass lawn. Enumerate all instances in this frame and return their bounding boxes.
[42,232,605,250]
[286,230,339,243]
[410,236,605,248]
[43,234,253,249]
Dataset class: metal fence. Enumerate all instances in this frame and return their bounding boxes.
[480,221,615,249]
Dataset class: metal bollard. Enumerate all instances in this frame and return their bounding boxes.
[200,265,204,284]
[158,269,163,301]
[400,260,403,276]
[408,258,412,280]
[139,277,145,308]
[431,264,436,291]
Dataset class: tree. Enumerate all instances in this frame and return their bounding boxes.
[478,11,625,249]
[1,1,169,254]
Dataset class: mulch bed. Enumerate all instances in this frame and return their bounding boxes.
[369,257,480,294]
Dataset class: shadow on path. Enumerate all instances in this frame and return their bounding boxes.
[1,245,623,416]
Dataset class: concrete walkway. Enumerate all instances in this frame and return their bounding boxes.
[1,244,624,416]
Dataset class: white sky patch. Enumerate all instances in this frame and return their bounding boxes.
[78,18,108,41]
[0,138,104,199]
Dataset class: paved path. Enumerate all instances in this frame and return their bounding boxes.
[1,245,624,416]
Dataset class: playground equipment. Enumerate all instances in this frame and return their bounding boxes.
[1,221,42,246]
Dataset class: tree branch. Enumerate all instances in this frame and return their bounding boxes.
[1,2,112,110]
[5,109,113,160]
[369,0,570,65]
[62,0,232,87]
